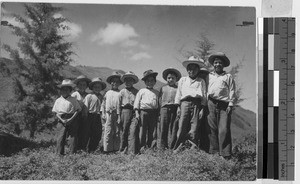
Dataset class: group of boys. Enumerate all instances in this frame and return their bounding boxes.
[52,52,235,159]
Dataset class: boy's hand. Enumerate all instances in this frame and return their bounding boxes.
[226,106,232,114]
[198,108,204,119]
[135,113,140,121]
[117,115,121,125]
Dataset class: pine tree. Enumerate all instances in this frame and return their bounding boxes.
[1,3,74,138]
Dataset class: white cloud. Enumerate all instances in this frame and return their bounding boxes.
[129,52,152,61]
[91,22,139,46]
[54,13,82,39]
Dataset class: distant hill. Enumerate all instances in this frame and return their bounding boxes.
[0,57,256,140]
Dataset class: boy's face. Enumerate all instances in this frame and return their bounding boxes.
[145,76,156,88]
[124,77,134,88]
[187,64,200,78]
[166,73,176,86]
[92,83,102,94]
[111,77,121,90]
[77,81,88,93]
[60,86,71,98]
[213,58,224,73]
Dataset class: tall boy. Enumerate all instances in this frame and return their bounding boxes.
[118,71,139,153]
[101,71,122,152]
[173,56,207,152]
[134,70,159,151]
[83,77,106,152]
[207,52,236,159]
[52,79,81,155]
[159,68,181,150]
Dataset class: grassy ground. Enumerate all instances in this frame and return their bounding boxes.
[0,132,256,181]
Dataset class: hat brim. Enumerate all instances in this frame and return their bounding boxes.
[182,60,206,69]
[121,74,139,84]
[57,84,75,88]
[162,68,181,81]
[89,81,107,90]
[106,75,123,84]
[208,55,230,67]
[74,78,91,85]
[141,72,158,81]
[199,68,210,74]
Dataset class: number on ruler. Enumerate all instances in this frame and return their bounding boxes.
[281,59,287,64]
[290,97,295,101]
[291,81,295,85]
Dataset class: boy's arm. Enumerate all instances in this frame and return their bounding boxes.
[101,94,106,119]
[200,78,207,106]
[228,74,236,107]
[56,113,66,125]
[66,110,79,125]
[174,78,182,105]
[134,90,141,119]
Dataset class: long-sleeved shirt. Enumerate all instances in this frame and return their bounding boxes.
[84,93,103,114]
[101,89,120,114]
[134,88,159,110]
[52,96,82,115]
[207,71,236,106]
[117,87,138,114]
[159,85,177,108]
[174,76,207,106]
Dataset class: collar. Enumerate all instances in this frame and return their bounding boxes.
[212,71,226,76]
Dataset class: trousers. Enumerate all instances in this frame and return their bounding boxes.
[139,109,158,149]
[119,108,134,151]
[159,105,177,149]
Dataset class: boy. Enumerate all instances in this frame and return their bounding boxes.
[134,70,159,151]
[207,52,236,159]
[101,71,122,152]
[52,79,81,155]
[83,77,106,152]
[159,68,181,150]
[118,71,139,153]
[173,56,207,153]
[72,75,91,150]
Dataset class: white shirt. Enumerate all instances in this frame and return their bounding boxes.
[84,93,103,114]
[52,96,82,115]
[101,90,120,113]
[174,76,207,106]
[207,71,236,106]
[134,88,159,110]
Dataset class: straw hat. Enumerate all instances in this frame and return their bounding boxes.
[182,56,206,69]
[208,52,230,67]
[74,75,91,85]
[121,71,139,84]
[106,71,123,84]
[199,67,210,74]
[89,77,107,90]
[57,79,76,88]
[141,70,158,81]
[162,68,182,81]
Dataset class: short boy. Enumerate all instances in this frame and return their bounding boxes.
[118,71,139,153]
[134,70,159,151]
[101,71,122,152]
[158,68,181,150]
[52,79,81,155]
[72,75,91,150]
[83,77,106,152]
[173,56,207,153]
[207,52,236,159]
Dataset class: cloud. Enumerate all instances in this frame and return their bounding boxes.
[54,13,82,39]
[91,22,139,46]
[129,52,152,61]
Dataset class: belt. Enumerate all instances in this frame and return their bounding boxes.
[122,105,134,110]
[181,96,201,102]
[209,96,228,105]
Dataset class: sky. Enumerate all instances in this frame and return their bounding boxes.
[0,2,256,112]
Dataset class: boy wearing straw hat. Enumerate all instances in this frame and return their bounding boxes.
[158,68,181,150]
[72,75,91,150]
[52,79,82,155]
[101,71,122,152]
[207,52,236,159]
[118,71,139,153]
[173,56,207,153]
[83,77,106,152]
[134,70,159,151]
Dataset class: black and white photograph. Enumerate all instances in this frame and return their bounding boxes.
[0,1,258,181]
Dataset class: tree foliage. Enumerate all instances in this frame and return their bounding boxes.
[0,3,74,138]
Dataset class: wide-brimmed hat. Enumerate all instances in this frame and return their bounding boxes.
[199,67,210,74]
[106,71,123,84]
[74,75,91,85]
[162,68,182,81]
[57,79,76,88]
[208,52,230,67]
[89,77,107,90]
[182,56,206,69]
[141,69,158,81]
[121,71,139,84]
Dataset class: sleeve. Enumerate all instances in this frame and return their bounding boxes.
[158,87,163,108]
[134,90,142,110]
[100,93,106,113]
[52,99,58,113]
[228,74,236,106]
[71,91,77,98]
[174,78,183,104]
[201,78,207,106]
[83,95,90,112]
[117,91,122,115]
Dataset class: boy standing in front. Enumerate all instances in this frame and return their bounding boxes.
[134,70,159,151]
[207,52,236,159]
[158,68,181,150]
[52,79,81,155]
[173,56,207,153]
[118,71,139,153]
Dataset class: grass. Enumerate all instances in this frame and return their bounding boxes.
[0,132,256,181]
